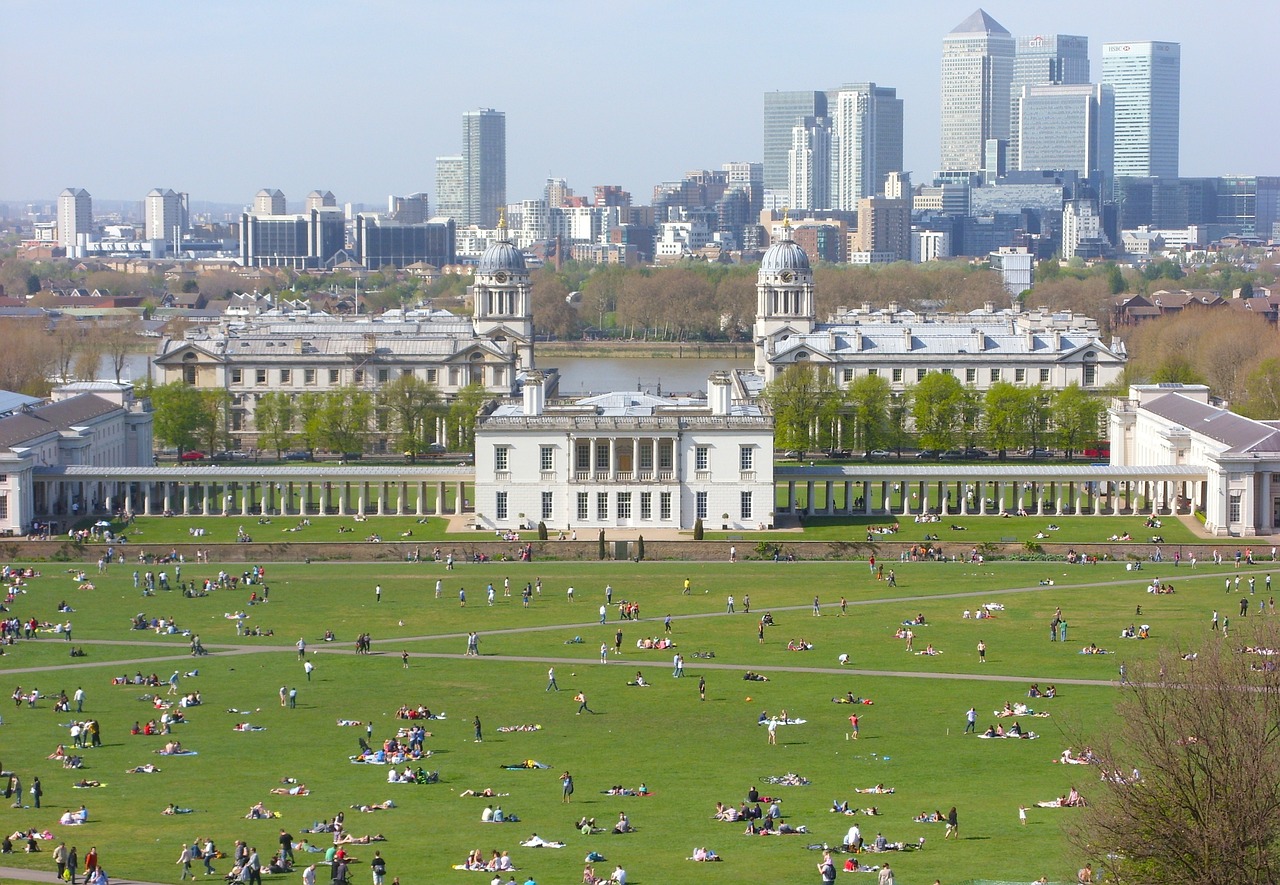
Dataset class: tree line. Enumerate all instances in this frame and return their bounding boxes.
[762,365,1107,458]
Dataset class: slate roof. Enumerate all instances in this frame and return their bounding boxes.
[1143,392,1280,454]
[0,394,120,452]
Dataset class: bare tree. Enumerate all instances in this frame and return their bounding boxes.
[1071,622,1280,885]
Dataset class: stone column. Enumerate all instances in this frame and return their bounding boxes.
[843,481,853,514]
[435,482,446,516]
[825,481,835,515]
[358,483,367,516]
[786,482,796,513]
[900,480,911,517]
[456,481,467,514]
[805,481,815,516]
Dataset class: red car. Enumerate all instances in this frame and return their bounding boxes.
[179,451,207,461]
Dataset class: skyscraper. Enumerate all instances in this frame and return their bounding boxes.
[1102,41,1180,178]
[1016,83,1113,183]
[435,157,465,222]
[1010,34,1089,166]
[145,188,185,245]
[57,188,92,250]
[463,108,506,228]
[940,9,1014,173]
[788,116,832,211]
[763,91,828,193]
[830,83,903,210]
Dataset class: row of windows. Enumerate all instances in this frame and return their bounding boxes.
[576,491,673,522]
[839,366,1088,385]
[694,491,753,520]
[505,445,756,473]
[231,366,447,387]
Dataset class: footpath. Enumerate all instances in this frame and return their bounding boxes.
[0,867,167,885]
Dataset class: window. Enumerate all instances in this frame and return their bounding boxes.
[426,369,437,383]
[990,368,1000,382]
[280,369,291,385]
[617,493,632,520]
[843,369,854,383]
[255,369,267,385]
[596,443,610,472]
[576,443,591,472]
[1084,363,1097,386]
[231,368,243,384]
[916,368,927,381]
[965,368,976,383]
[695,491,708,520]
[640,492,652,520]
[378,368,389,383]
[940,367,952,376]
[540,446,554,472]
[541,491,553,520]
[596,492,608,521]
[867,368,878,376]
[496,491,508,521]
[329,369,340,384]
[695,446,709,471]
[402,368,414,378]
[304,368,316,385]
[740,446,753,471]
[494,446,509,472]
[660,492,672,521]
[1039,368,1051,383]
[449,368,460,386]
[638,441,653,471]
[577,492,589,522]
[892,368,903,383]
[354,369,364,384]
[1015,368,1026,383]
[658,441,673,471]
[740,491,753,520]
[0,495,7,519]
[1230,492,1242,524]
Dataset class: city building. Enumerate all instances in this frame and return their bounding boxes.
[1016,84,1113,185]
[1102,41,1181,178]
[1009,34,1090,164]
[353,214,456,270]
[435,157,465,221]
[851,196,910,262]
[787,116,832,211]
[830,83,904,210]
[253,189,286,215]
[57,188,92,251]
[1061,198,1108,260]
[387,192,429,223]
[940,9,1014,174]
[239,207,345,269]
[989,246,1033,296]
[474,371,774,532]
[144,188,186,248]
[463,108,507,228]
[753,222,1123,388]
[306,190,338,212]
[911,228,952,263]
[763,90,828,194]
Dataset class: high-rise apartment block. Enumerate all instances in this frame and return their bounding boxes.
[145,188,186,246]
[435,157,465,221]
[787,116,832,211]
[940,9,1014,173]
[463,108,506,228]
[1102,41,1180,178]
[57,188,92,249]
[253,189,286,215]
[763,91,828,193]
[830,83,903,210]
[306,190,337,212]
[1010,34,1089,164]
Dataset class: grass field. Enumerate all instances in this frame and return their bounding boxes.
[0,556,1271,884]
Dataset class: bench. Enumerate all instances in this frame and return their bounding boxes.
[726,534,743,541]
[1000,536,1017,543]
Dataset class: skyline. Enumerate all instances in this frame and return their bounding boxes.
[2,0,1277,209]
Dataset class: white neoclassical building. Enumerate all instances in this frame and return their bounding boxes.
[474,372,774,531]
[1110,383,1280,536]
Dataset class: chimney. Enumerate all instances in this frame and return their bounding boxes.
[854,329,863,352]
[903,327,913,350]
[708,371,732,416]
[972,328,984,352]
[1025,329,1036,351]
[983,301,994,313]
[888,301,899,314]
[1052,330,1062,351]
[522,371,545,417]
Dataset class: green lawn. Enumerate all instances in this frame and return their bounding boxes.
[0,558,1269,884]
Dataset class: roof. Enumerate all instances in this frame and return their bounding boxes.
[0,394,122,452]
[485,388,768,421]
[0,391,43,416]
[760,240,811,273]
[771,321,1119,361]
[949,8,1008,36]
[1142,393,1280,454]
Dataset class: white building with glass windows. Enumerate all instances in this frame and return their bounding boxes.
[474,372,774,532]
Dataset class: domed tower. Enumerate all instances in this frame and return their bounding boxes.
[471,211,534,369]
[754,215,815,372]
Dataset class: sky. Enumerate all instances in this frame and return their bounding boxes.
[2,0,1276,211]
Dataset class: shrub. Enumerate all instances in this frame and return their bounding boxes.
[598,530,607,560]
[693,519,704,540]
[636,535,645,561]
[537,521,548,541]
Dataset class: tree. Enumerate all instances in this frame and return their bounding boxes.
[0,318,55,396]
[317,387,373,454]
[1053,384,1105,458]
[103,320,141,383]
[845,374,892,454]
[296,392,326,456]
[447,383,490,452]
[984,382,1030,457]
[762,365,840,454]
[911,372,965,451]
[1071,622,1280,885]
[254,392,297,458]
[149,382,206,453]
[194,389,231,455]
[49,321,81,383]
[379,374,442,460]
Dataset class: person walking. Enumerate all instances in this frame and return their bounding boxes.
[698,675,706,701]
[813,596,821,616]
[370,851,386,885]
[848,713,859,740]
[67,846,79,884]
[546,667,558,691]
[726,595,735,614]
[758,621,765,645]
[615,628,623,653]
[278,830,294,865]
[473,715,483,743]
[200,841,215,876]
[673,654,684,678]
[965,707,977,734]
[663,614,672,633]
[561,771,574,803]
[743,594,750,614]
[177,843,193,880]
[74,687,84,713]
[54,842,68,882]
[401,651,409,669]
[375,585,382,603]
[600,643,609,664]
[877,862,894,885]
[817,850,836,885]
[599,604,607,625]
[767,718,778,745]
[459,587,466,607]
[977,640,987,664]
[945,806,958,839]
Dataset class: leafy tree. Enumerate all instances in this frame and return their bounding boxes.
[447,383,490,452]
[1072,622,1280,885]
[380,374,442,460]
[296,392,326,456]
[194,389,231,455]
[762,365,840,454]
[149,382,206,454]
[103,320,141,383]
[1239,357,1280,419]
[844,374,892,454]
[886,393,913,454]
[957,386,984,449]
[1018,388,1053,454]
[984,382,1029,457]
[254,392,297,458]
[911,372,965,451]
[317,387,373,454]
[1053,384,1105,458]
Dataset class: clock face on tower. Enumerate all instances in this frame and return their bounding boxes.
[779,271,794,283]
[493,272,509,284]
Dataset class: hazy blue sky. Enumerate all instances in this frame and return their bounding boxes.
[3,0,1275,209]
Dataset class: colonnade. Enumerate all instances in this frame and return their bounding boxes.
[571,437,677,483]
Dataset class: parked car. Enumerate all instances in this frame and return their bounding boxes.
[425,443,446,454]
[867,449,892,458]
[826,449,851,459]
[964,447,990,459]
[283,451,313,461]
[1027,448,1054,459]
[213,450,250,461]
[915,449,940,459]
[938,450,965,460]
[179,451,207,461]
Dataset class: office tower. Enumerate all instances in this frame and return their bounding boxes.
[387,193,429,223]
[1062,198,1106,259]
[1102,41,1180,178]
[354,214,456,269]
[57,188,92,249]
[1017,84,1113,184]
[830,84,903,210]
[1010,34,1089,164]
[852,196,910,261]
[306,190,337,212]
[788,116,832,210]
[253,189,286,215]
[940,9,1014,173]
[435,157,465,221]
[463,108,506,228]
[763,91,828,192]
[884,171,911,200]
[144,188,185,247]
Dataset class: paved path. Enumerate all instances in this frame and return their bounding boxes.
[0,866,168,885]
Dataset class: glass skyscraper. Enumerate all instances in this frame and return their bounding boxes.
[1016,83,1113,184]
[463,109,506,228]
[763,91,827,193]
[940,9,1014,173]
[1009,34,1089,167]
[830,84,903,209]
[1102,42,1180,179]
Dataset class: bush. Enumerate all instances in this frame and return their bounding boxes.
[537,521,548,541]
[693,518,704,540]
[598,530,607,560]
[636,535,645,561]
